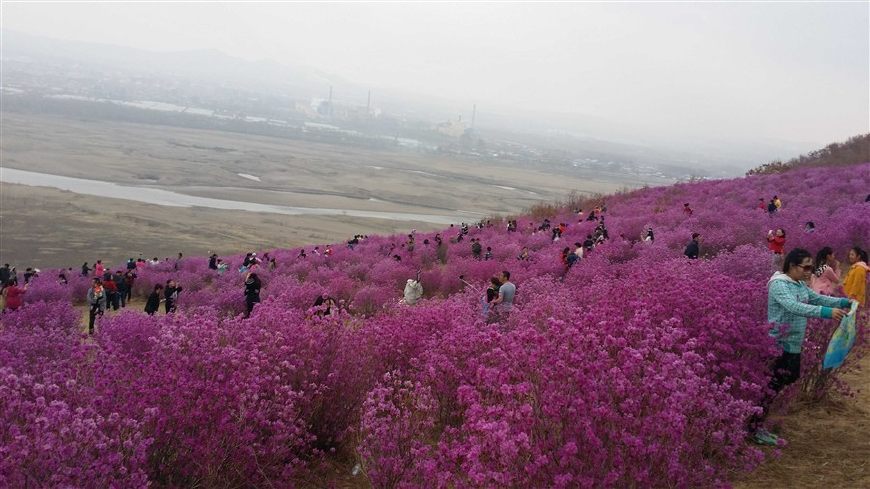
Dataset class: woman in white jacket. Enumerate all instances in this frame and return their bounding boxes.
[402,277,423,306]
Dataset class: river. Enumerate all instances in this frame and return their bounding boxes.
[0,167,471,225]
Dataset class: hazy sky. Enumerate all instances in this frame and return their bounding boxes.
[4,2,869,147]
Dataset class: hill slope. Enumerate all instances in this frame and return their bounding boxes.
[3,162,868,487]
[747,133,870,175]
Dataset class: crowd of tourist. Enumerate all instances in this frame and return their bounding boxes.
[1,189,868,450]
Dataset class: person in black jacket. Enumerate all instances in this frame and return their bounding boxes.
[684,233,701,259]
[164,280,182,313]
[145,284,164,315]
[123,271,136,304]
[208,253,218,270]
[583,234,595,251]
[0,264,10,285]
[20,267,35,284]
[471,239,482,260]
[109,270,127,308]
[243,272,261,318]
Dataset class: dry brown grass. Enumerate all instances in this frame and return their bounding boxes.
[0,183,443,268]
[734,354,870,488]
[0,113,657,267]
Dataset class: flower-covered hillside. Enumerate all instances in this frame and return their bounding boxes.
[3,162,868,488]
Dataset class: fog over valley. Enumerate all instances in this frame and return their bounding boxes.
[1,2,867,266]
[3,2,868,168]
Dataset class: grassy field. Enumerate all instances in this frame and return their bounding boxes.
[0,182,445,268]
[0,112,655,268]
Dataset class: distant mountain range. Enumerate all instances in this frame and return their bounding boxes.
[2,29,350,101]
[1,29,826,173]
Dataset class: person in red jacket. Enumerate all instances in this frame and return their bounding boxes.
[3,279,25,311]
[767,228,786,254]
[767,228,786,269]
[103,275,119,311]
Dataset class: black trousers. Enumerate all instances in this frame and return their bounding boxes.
[770,351,801,393]
[245,299,259,318]
[108,292,120,311]
[88,304,103,334]
[751,351,801,430]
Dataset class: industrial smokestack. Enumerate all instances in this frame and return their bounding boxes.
[471,104,477,129]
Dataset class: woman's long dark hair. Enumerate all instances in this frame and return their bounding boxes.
[783,248,813,273]
[852,246,869,263]
[814,247,833,276]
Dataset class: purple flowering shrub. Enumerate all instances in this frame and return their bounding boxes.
[0,370,153,488]
[1,162,867,486]
[0,302,153,487]
[0,301,83,372]
[358,372,438,488]
[789,311,870,401]
[21,276,74,304]
[89,310,323,487]
[353,268,778,487]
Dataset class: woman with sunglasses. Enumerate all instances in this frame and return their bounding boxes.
[753,248,853,445]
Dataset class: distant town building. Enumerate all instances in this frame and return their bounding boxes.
[435,117,467,138]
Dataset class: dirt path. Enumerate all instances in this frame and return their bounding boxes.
[735,354,870,488]
[76,297,147,332]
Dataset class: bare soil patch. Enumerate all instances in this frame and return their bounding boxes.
[735,355,870,488]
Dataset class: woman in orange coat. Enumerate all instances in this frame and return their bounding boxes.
[843,247,868,305]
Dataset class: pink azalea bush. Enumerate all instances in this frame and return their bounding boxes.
[0,301,153,487]
[2,162,867,487]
